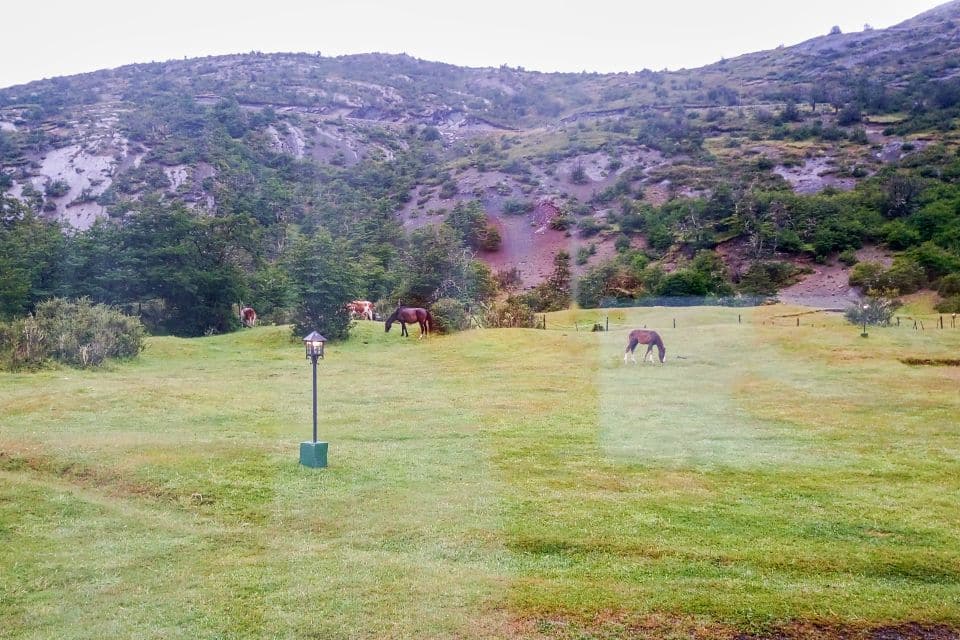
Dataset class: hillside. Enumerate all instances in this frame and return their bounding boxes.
[3,2,960,328]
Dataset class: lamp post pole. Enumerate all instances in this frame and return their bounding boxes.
[311,350,318,443]
[301,331,328,468]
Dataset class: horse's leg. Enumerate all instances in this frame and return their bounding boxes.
[644,345,654,363]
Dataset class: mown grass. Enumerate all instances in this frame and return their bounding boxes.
[1,306,959,639]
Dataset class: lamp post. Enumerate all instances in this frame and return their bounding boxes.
[861,303,869,338]
[300,331,328,468]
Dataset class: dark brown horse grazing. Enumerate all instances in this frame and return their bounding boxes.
[624,329,665,364]
[385,306,432,338]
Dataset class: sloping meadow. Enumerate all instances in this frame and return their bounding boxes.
[1,309,959,638]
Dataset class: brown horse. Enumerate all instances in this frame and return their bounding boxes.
[240,306,257,328]
[624,329,665,364]
[385,306,432,338]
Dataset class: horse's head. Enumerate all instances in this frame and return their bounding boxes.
[384,310,395,332]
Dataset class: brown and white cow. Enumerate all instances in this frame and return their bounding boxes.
[240,306,257,327]
[346,300,375,321]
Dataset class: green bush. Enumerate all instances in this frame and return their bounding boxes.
[845,296,895,327]
[502,199,533,216]
[44,179,71,198]
[739,261,798,295]
[882,257,927,294]
[849,261,885,289]
[577,218,606,238]
[0,298,146,370]
[849,258,926,295]
[938,273,960,297]
[935,295,960,313]
[482,297,536,328]
[838,248,859,266]
[430,298,470,333]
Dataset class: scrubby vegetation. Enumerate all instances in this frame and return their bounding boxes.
[0,298,145,370]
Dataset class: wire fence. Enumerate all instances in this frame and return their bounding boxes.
[536,309,960,332]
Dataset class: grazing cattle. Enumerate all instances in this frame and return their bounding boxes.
[384,306,432,339]
[624,329,665,364]
[346,300,376,321]
[240,307,257,328]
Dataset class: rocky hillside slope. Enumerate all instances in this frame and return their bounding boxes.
[3,2,960,304]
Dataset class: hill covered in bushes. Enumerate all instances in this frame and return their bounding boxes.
[3,2,960,333]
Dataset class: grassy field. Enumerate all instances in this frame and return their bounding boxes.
[2,305,959,639]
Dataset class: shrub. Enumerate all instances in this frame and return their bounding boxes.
[44,179,70,198]
[502,199,533,216]
[882,220,921,249]
[938,273,960,297]
[430,297,471,333]
[0,298,146,370]
[739,261,798,295]
[570,162,588,184]
[935,295,960,313]
[549,214,574,231]
[907,241,960,279]
[479,224,502,251]
[482,297,536,328]
[849,261,885,289]
[882,257,926,294]
[577,217,606,238]
[438,180,458,199]
[845,296,895,327]
[495,267,523,292]
[838,248,859,266]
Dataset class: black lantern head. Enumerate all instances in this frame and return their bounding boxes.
[303,331,326,360]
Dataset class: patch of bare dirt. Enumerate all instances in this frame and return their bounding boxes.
[481,199,575,288]
[777,245,893,308]
[774,156,856,195]
[507,613,959,640]
[736,622,959,640]
[901,358,960,366]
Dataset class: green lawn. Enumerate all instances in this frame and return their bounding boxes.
[2,306,959,639]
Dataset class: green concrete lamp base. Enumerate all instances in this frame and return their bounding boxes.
[300,441,328,468]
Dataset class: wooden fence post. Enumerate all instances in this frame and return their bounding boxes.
[673,318,676,329]
[606,316,609,332]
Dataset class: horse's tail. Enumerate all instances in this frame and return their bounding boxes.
[425,310,433,334]
[625,336,639,353]
[654,333,666,362]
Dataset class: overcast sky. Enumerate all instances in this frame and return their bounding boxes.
[0,0,948,89]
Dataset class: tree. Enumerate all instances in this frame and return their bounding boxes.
[526,251,571,311]
[444,200,500,251]
[394,222,497,310]
[0,209,65,320]
[287,230,361,341]
[90,202,251,336]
